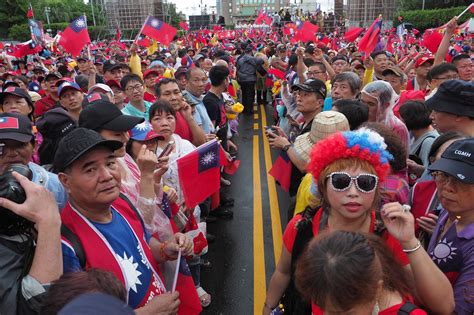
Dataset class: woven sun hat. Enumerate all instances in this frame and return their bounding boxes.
[293,111,350,163]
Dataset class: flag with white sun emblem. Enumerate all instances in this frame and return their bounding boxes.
[177,139,222,208]
[140,16,177,46]
[58,15,91,57]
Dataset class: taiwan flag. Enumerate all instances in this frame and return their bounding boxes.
[294,21,318,43]
[140,16,177,46]
[58,15,91,57]
[177,139,222,208]
[269,151,292,192]
[0,116,20,129]
[358,16,382,55]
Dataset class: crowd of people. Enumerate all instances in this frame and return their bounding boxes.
[0,8,472,315]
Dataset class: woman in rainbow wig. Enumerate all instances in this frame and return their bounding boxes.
[263,129,454,315]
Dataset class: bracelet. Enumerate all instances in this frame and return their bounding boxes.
[403,240,422,253]
[263,302,275,310]
[159,241,173,260]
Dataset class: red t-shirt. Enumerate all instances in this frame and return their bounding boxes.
[282,210,411,315]
[143,91,156,103]
[379,302,427,315]
[174,111,193,143]
[34,95,57,117]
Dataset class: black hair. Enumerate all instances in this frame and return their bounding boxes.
[149,100,176,122]
[398,101,432,131]
[287,54,298,68]
[427,131,464,165]
[208,65,229,86]
[120,74,143,91]
[451,54,470,65]
[303,58,315,67]
[370,50,387,60]
[154,78,178,97]
[309,62,326,73]
[332,99,369,130]
[14,75,28,86]
[427,63,458,81]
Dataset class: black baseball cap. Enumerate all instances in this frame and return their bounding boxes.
[428,138,474,184]
[79,100,144,131]
[0,113,34,143]
[36,108,77,138]
[426,80,474,118]
[0,87,33,109]
[292,79,327,99]
[53,128,123,173]
[2,81,20,90]
[44,72,62,81]
[103,60,122,73]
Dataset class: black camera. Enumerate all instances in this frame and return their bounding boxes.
[0,164,33,236]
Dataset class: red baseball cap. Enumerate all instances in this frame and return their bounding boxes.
[415,55,434,68]
[106,80,121,89]
[143,69,159,79]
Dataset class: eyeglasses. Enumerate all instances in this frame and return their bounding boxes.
[433,75,459,80]
[307,71,325,76]
[431,171,462,187]
[125,84,143,92]
[327,172,378,193]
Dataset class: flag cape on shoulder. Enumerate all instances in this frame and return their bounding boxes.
[60,195,166,308]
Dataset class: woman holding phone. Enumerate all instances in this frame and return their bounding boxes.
[149,100,212,308]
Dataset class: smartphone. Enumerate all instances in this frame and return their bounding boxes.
[158,141,175,159]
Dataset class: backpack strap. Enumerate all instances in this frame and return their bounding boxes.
[119,192,146,231]
[61,224,86,269]
[397,301,419,315]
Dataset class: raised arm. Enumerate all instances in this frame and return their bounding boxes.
[381,202,455,315]
[434,18,457,66]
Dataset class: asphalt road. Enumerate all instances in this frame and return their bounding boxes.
[201,103,290,315]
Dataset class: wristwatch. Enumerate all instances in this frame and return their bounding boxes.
[282,143,292,152]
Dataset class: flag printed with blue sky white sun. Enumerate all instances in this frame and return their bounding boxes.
[140,16,177,46]
[58,15,90,57]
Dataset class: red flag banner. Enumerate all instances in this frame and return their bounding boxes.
[26,3,33,18]
[115,26,121,42]
[294,21,318,43]
[268,68,286,80]
[177,139,222,209]
[179,21,190,31]
[470,3,474,14]
[58,15,90,57]
[344,27,364,42]
[141,16,177,46]
[358,17,382,54]
[269,151,292,192]
[422,29,443,54]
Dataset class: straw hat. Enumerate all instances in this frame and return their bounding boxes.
[293,111,349,163]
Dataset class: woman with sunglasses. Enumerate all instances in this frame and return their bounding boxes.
[263,129,454,315]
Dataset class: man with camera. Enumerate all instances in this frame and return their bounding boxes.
[0,169,62,314]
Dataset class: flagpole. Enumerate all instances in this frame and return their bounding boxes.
[134,16,148,44]
[83,13,92,61]
[29,2,34,19]
[456,3,473,20]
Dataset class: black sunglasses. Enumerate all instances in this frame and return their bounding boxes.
[327,172,378,193]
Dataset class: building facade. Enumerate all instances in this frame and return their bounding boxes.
[218,0,291,24]
[103,0,164,31]
[345,0,396,27]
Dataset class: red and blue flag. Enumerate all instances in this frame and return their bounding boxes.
[58,15,90,57]
[269,151,292,192]
[140,16,177,46]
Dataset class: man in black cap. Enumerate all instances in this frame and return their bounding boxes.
[267,79,327,218]
[0,112,67,208]
[103,60,124,83]
[426,80,474,137]
[55,128,190,312]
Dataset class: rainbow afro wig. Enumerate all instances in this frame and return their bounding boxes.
[307,128,393,182]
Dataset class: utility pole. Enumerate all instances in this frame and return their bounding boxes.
[44,7,52,35]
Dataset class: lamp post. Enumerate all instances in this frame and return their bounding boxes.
[44,7,52,35]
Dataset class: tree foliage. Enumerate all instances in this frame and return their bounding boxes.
[397,0,472,11]
[395,6,471,30]
[0,0,104,39]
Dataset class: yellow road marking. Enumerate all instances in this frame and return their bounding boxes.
[253,135,266,314]
[261,109,283,265]
[254,123,259,130]
[254,113,259,120]
[253,105,258,112]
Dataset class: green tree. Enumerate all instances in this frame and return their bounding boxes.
[397,0,472,11]
[162,3,186,29]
